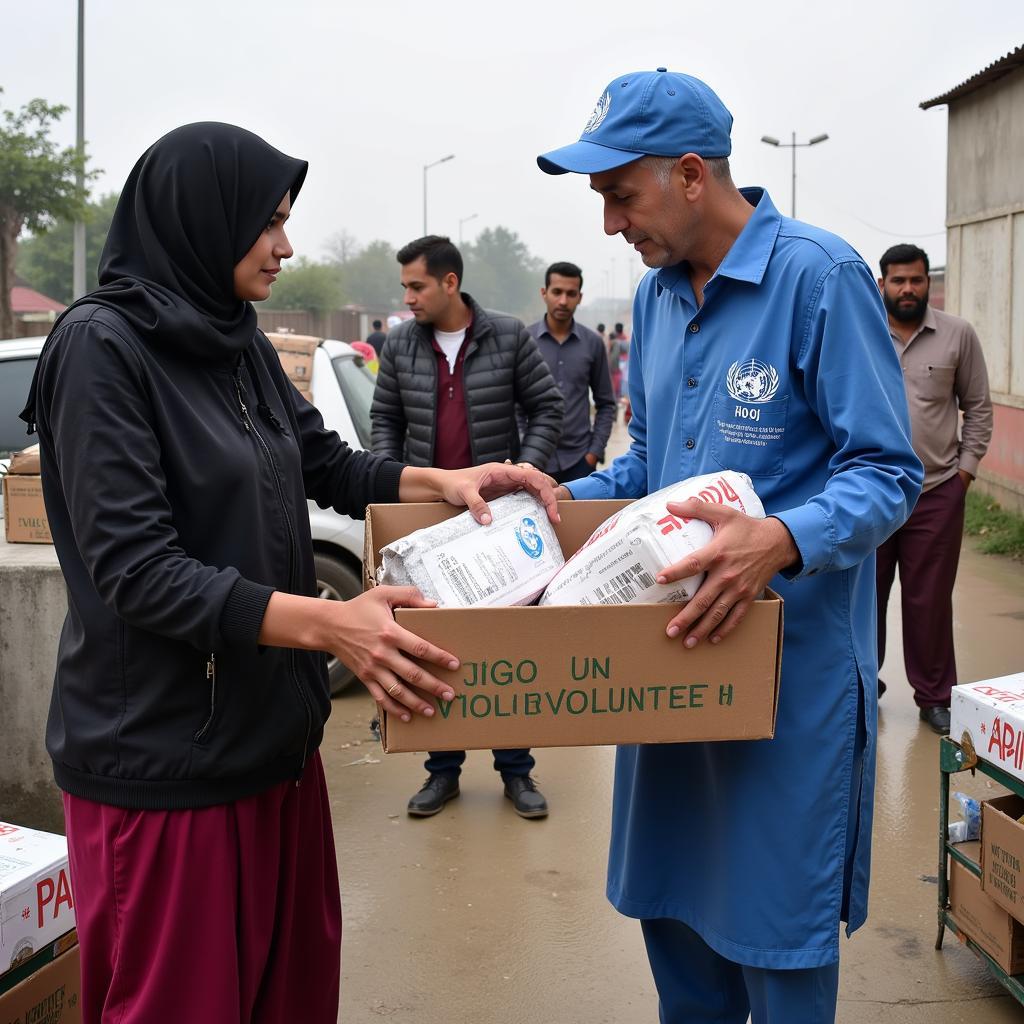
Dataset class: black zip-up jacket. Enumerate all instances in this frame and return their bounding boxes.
[31,305,403,809]
[370,293,563,468]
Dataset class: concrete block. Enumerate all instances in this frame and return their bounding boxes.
[0,536,65,831]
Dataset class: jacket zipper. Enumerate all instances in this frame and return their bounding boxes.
[234,371,313,781]
[194,653,217,742]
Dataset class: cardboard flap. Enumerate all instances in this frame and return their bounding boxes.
[8,445,41,475]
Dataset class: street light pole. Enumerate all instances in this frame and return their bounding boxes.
[458,213,478,245]
[422,154,454,235]
[72,0,86,298]
[759,131,829,218]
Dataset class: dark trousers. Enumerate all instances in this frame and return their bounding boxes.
[640,918,839,1023]
[876,472,966,708]
[425,747,535,778]
[552,454,594,484]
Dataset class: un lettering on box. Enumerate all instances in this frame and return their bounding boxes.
[364,499,783,753]
[0,823,75,977]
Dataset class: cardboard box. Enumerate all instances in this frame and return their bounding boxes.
[2,476,50,544]
[949,841,1024,974]
[0,824,74,976]
[0,941,80,1023]
[266,333,319,384]
[981,794,1024,925]
[2,445,51,545]
[365,500,783,753]
[0,930,77,997]
[951,674,1024,782]
[7,447,40,476]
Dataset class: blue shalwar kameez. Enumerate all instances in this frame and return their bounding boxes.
[567,189,923,1021]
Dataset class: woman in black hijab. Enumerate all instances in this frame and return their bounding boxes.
[23,123,558,1023]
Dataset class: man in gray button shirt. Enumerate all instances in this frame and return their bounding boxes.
[875,243,993,735]
[527,262,618,483]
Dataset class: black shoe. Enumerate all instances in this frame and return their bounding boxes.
[504,775,549,819]
[407,773,460,817]
[919,706,951,736]
[877,678,887,700]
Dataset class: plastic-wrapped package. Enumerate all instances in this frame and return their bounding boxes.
[947,791,981,843]
[539,471,764,607]
[377,491,564,608]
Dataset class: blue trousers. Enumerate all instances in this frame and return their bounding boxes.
[641,918,839,1024]
[424,748,534,778]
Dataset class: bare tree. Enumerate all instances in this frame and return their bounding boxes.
[324,229,361,265]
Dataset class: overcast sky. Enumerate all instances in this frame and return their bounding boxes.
[6,2,1024,311]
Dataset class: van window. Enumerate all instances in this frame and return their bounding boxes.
[0,358,37,458]
[331,355,375,450]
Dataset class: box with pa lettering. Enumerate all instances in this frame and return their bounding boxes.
[0,823,75,978]
[364,493,783,753]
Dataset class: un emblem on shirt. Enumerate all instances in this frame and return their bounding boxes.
[726,359,781,403]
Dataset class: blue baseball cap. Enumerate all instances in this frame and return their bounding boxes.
[537,68,733,175]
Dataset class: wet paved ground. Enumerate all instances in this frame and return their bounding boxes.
[325,421,1024,1022]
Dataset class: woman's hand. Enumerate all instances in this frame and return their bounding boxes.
[399,463,560,525]
[258,588,458,721]
[325,587,460,721]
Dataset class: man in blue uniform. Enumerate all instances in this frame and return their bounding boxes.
[537,70,922,1022]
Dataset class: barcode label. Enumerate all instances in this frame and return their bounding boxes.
[449,566,476,605]
[591,562,657,605]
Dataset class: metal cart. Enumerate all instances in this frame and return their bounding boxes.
[936,734,1024,1002]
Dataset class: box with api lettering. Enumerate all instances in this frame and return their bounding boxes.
[950,674,1024,785]
[0,823,75,977]
[364,499,783,754]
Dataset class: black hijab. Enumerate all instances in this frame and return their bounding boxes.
[21,123,307,430]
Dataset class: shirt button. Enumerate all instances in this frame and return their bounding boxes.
[687,377,698,388]
[685,438,695,449]
[689,323,700,334]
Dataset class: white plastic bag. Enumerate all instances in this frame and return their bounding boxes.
[539,470,764,607]
[378,491,564,608]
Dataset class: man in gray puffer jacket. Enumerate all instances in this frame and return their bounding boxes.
[371,235,563,820]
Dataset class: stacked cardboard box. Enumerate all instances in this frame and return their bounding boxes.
[949,840,1024,974]
[2,445,51,544]
[0,823,79,1021]
[365,499,783,754]
[980,794,1024,927]
[266,332,318,404]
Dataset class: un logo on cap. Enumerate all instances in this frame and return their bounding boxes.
[583,91,611,134]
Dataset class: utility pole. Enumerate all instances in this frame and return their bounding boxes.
[422,154,454,235]
[759,131,829,218]
[72,0,86,298]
